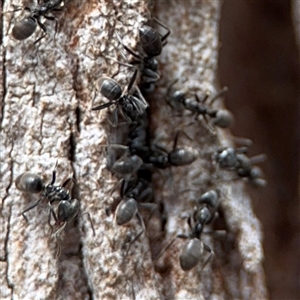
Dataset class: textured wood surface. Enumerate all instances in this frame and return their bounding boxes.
[0,0,267,299]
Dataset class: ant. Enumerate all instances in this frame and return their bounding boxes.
[143,130,199,169]
[105,144,144,177]
[116,18,170,93]
[127,113,151,162]
[15,166,95,256]
[178,189,219,271]
[15,169,73,222]
[11,0,65,42]
[155,190,219,271]
[214,140,267,187]
[92,67,148,126]
[115,177,155,254]
[167,82,234,129]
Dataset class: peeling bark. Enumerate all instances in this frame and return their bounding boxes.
[0,1,268,299]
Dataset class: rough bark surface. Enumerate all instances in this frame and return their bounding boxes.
[0,0,267,299]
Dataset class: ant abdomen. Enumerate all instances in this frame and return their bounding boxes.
[179,238,203,271]
[57,199,79,224]
[212,109,234,128]
[15,172,44,193]
[12,17,37,40]
[168,147,199,166]
[97,77,122,101]
[116,198,138,225]
[139,25,163,57]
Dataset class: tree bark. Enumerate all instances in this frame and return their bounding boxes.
[0,0,268,299]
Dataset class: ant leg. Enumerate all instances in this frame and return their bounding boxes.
[21,197,43,222]
[200,243,214,270]
[47,204,58,238]
[103,56,139,93]
[6,5,33,13]
[44,15,58,40]
[92,100,116,111]
[154,235,177,260]
[167,78,179,95]
[54,222,67,257]
[108,143,129,150]
[109,178,124,197]
[55,238,62,258]
[232,136,253,147]
[207,86,228,106]
[194,92,209,105]
[249,154,267,164]
[105,56,139,70]
[171,129,191,150]
[125,68,138,93]
[118,108,133,125]
[49,204,58,224]
[115,32,142,60]
[123,212,145,257]
[109,106,120,127]
[133,85,148,109]
[202,114,217,135]
[235,146,250,154]
[152,17,171,42]
[61,177,77,191]
[138,202,157,224]
[50,161,58,185]
[5,7,23,13]
[34,20,48,44]
[79,212,96,236]
[177,233,189,239]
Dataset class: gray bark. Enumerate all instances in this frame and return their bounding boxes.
[0,0,267,299]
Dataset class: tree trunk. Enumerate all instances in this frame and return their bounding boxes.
[0,0,268,299]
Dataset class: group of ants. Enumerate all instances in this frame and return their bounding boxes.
[12,0,266,271]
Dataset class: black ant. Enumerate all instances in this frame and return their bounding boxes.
[15,166,95,256]
[117,18,170,93]
[214,140,267,187]
[155,190,219,271]
[11,0,65,43]
[127,113,151,162]
[15,169,73,222]
[167,83,234,129]
[143,130,199,169]
[178,189,219,271]
[105,144,144,177]
[92,68,148,126]
[115,177,155,254]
